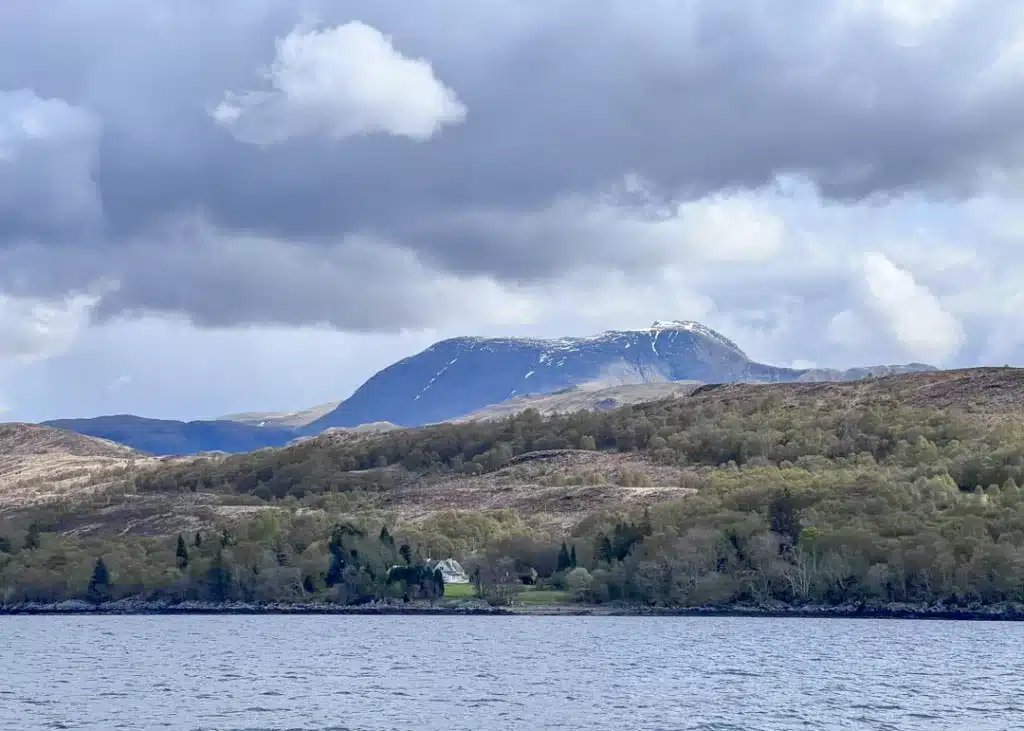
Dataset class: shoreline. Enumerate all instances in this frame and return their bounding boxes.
[4,599,1024,620]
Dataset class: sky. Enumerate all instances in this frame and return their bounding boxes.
[3,0,1024,422]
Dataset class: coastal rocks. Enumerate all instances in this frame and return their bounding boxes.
[0,598,508,615]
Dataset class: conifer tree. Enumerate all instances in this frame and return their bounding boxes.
[23,522,40,551]
[176,534,189,569]
[557,542,572,572]
[88,557,111,602]
[207,550,233,602]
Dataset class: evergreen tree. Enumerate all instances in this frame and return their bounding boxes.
[0,535,12,554]
[570,544,578,568]
[176,534,189,569]
[639,508,653,537]
[23,522,40,551]
[379,525,395,547]
[194,531,203,548]
[399,543,412,565]
[769,487,802,551]
[219,528,232,548]
[88,557,111,603]
[557,542,572,572]
[598,535,614,564]
[325,552,345,587]
[207,550,234,601]
[274,541,289,567]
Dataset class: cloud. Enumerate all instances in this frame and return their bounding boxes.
[0,292,98,362]
[0,89,102,239]
[828,252,965,363]
[4,2,1024,420]
[213,21,467,145]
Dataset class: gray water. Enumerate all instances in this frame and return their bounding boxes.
[3,616,1023,730]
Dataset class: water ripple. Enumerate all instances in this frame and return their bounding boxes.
[2,616,1023,730]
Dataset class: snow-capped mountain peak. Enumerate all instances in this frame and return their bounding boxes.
[308,319,932,430]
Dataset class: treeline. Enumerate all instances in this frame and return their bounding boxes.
[0,513,460,605]
[9,391,1024,607]
[132,395,1022,503]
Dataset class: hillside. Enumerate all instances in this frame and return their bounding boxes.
[0,423,138,458]
[308,320,933,430]
[0,423,147,512]
[6,367,1024,608]
[41,415,296,456]
[217,401,342,428]
[453,382,705,422]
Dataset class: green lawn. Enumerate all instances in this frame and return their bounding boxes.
[443,582,477,598]
[513,589,573,605]
[443,582,573,604]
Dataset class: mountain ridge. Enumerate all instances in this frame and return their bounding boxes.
[29,320,936,454]
[41,415,295,456]
[307,320,935,431]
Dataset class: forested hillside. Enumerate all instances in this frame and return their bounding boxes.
[5,368,1024,609]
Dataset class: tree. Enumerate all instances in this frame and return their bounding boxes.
[557,542,572,572]
[570,544,578,568]
[207,550,234,601]
[379,526,395,547]
[325,551,345,587]
[88,557,111,603]
[473,557,518,606]
[769,488,803,551]
[194,531,203,548]
[598,535,614,564]
[399,543,412,565]
[176,535,189,569]
[0,535,12,554]
[23,523,40,551]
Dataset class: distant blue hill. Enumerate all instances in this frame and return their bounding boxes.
[41,415,296,456]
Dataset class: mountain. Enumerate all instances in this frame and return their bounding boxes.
[0,422,139,459]
[216,401,342,428]
[307,320,935,430]
[41,415,296,456]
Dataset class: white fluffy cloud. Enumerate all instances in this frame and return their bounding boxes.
[213,21,467,145]
[0,292,99,362]
[828,252,965,363]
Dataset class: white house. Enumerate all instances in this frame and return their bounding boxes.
[427,558,470,584]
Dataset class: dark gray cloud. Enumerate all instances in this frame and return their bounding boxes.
[1,0,1023,334]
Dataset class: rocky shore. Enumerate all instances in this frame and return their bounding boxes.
[4,598,1024,619]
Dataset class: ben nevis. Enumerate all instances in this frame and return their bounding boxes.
[308,320,934,430]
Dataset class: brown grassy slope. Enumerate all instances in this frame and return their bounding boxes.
[0,423,139,458]
[378,450,696,531]
[452,381,704,422]
[8,367,1024,535]
[0,423,150,510]
[686,367,1024,416]
[217,400,342,428]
